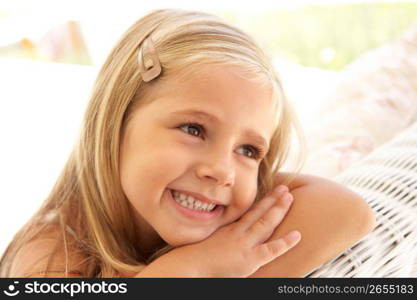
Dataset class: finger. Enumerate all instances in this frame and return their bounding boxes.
[253,231,301,267]
[238,185,289,230]
[244,192,293,245]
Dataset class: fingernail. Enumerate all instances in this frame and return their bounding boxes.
[281,192,293,204]
[288,231,301,242]
[275,185,288,194]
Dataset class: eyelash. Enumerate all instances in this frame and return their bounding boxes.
[177,122,264,160]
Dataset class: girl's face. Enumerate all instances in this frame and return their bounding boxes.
[119,65,277,250]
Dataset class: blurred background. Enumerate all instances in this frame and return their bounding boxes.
[1,0,417,255]
[2,0,417,69]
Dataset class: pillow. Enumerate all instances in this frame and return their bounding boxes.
[305,121,417,277]
[287,24,417,178]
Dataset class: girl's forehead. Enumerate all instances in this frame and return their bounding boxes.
[144,65,279,139]
[158,64,275,106]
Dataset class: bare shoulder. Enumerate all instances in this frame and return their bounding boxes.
[275,171,347,191]
[277,172,376,233]
[9,225,88,278]
[249,172,376,277]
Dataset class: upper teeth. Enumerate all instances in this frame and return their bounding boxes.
[173,191,216,212]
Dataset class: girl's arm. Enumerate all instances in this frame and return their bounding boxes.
[249,172,376,277]
[136,172,374,278]
[7,174,374,278]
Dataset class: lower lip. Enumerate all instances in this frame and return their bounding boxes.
[168,189,224,221]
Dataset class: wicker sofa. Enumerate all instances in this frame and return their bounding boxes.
[305,121,417,277]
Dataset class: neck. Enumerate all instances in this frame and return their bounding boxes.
[132,211,165,260]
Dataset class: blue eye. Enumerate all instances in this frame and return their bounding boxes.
[179,123,204,137]
[177,122,263,160]
[238,145,261,159]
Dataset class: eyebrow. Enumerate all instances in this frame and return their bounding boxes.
[169,109,270,150]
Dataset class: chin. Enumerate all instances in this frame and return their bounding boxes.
[163,231,210,247]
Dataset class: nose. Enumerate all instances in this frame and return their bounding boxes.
[195,147,235,187]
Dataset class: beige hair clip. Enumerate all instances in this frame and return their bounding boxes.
[138,37,162,82]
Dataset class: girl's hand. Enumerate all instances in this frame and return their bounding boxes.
[176,185,301,277]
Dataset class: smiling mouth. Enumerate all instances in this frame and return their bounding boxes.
[170,189,218,212]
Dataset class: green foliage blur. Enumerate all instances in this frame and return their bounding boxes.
[221,2,417,70]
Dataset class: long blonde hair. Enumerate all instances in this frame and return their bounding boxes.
[0,9,305,277]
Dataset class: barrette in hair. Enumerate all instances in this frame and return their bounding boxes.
[138,37,162,82]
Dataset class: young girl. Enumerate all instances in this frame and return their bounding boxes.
[0,9,375,278]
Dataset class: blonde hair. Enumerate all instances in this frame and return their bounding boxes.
[0,9,305,277]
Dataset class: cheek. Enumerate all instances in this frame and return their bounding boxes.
[119,143,189,202]
[234,175,259,212]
